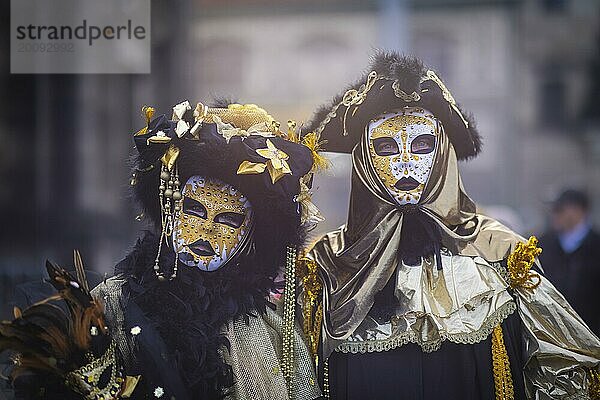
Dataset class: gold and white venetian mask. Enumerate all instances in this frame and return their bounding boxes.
[367,107,439,205]
[172,175,253,271]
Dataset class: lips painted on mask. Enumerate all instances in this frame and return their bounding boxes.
[394,177,420,191]
[188,239,216,257]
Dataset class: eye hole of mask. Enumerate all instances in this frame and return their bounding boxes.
[410,134,436,154]
[214,212,246,228]
[183,197,208,219]
[373,137,400,156]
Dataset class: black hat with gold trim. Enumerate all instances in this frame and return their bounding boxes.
[127,101,326,396]
[304,51,481,160]
[131,100,325,281]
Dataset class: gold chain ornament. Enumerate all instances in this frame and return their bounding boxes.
[341,71,378,136]
[282,246,297,398]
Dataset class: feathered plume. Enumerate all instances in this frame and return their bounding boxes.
[301,131,330,172]
[0,255,112,398]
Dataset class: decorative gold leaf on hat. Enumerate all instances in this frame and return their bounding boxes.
[257,139,292,183]
[236,139,292,184]
[237,161,267,175]
[256,139,289,170]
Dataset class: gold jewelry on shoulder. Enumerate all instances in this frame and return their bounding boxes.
[491,236,543,399]
[506,236,542,290]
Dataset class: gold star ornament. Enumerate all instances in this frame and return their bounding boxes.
[237,139,292,184]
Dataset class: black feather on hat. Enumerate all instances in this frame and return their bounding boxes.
[304,50,482,160]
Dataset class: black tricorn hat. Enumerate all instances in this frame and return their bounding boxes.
[304,51,482,160]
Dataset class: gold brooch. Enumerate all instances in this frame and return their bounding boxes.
[507,236,542,290]
[237,139,292,184]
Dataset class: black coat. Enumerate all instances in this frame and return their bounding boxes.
[327,312,526,400]
[539,229,600,336]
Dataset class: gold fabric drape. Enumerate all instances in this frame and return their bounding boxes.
[514,275,600,399]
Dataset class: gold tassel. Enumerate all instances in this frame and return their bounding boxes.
[143,105,155,124]
[296,179,325,227]
[507,236,542,290]
[297,258,323,363]
[302,132,330,172]
[491,325,514,400]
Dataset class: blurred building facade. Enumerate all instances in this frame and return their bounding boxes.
[1,0,599,317]
[193,0,600,235]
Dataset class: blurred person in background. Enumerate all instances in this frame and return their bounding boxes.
[539,189,600,335]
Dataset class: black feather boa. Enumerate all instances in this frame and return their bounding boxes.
[114,231,283,399]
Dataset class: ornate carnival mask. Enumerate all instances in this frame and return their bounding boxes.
[367,108,439,205]
[172,175,253,271]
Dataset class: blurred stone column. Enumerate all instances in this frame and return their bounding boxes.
[72,0,195,272]
[150,0,193,108]
[378,0,410,52]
